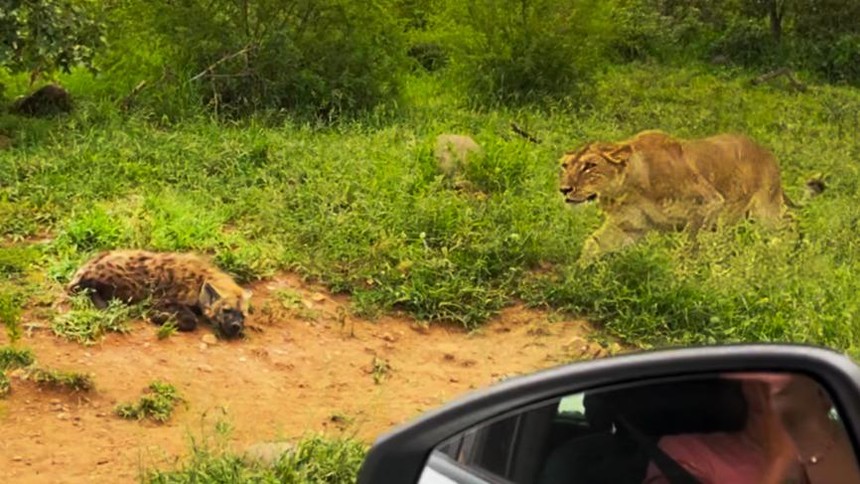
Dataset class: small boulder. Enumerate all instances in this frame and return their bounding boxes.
[434,134,483,179]
[10,84,73,117]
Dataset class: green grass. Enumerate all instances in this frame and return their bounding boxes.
[147,434,366,483]
[0,288,24,343]
[0,347,34,370]
[1,63,860,354]
[52,292,144,345]
[156,321,178,340]
[23,367,94,392]
[0,372,10,397]
[115,381,182,423]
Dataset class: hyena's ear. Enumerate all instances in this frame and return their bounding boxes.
[198,282,222,307]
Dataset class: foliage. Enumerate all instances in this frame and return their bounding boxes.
[0,346,34,370]
[0,288,23,343]
[52,292,143,345]
[0,0,103,79]
[115,381,182,423]
[0,371,9,396]
[99,0,407,119]
[428,0,616,105]
[147,433,366,483]
[23,366,94,391]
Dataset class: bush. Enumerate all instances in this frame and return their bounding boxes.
[100,0,408,119]
[431,0,615,105]
[711,20,782,68]
[0,0,103,77]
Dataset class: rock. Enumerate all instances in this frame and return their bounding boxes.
[10,84,73,117]
[434,134,483,180]
[57,412,69,420]
[242,442,295,467]
[198,343,208,351]
[197,364,214,373]
[310,292,327,303]
[202,334,218,345]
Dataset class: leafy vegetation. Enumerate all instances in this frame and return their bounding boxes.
[0,0,103,80]
[0,347,34,370]
[52,292,144,345]
[115,381,182,423]
[147,433,366,483]
[22,366,94,392]
[0,288,24,343]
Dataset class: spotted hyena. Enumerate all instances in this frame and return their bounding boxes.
[67,250,251,338]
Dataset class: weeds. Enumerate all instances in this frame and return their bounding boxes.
[156,321,178,340]
[52,292,144,345]
[0,289,23,343]
[0,347,34,370]
[0,372,9,397]
[371,357,391,385]
[0,246,39,276]
[23,367,94,392]
[147,432,366,483]
[115,381,182,423]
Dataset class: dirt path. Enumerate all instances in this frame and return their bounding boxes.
[0,274,612,483]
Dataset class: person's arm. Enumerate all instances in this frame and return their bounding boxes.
[642,436,712,484]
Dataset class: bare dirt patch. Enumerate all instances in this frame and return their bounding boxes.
[0,273,613,483]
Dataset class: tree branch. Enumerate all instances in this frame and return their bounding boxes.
[190,45,256,82]
[510,122,542,144]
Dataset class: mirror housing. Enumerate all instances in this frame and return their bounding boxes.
[357,344,860,484]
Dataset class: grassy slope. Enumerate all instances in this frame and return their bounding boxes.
[1,63,859,356]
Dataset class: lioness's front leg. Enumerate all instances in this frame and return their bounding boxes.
[578,220,647,267]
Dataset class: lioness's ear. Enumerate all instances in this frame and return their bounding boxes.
[199,282,222,307]
[605,144,633,164]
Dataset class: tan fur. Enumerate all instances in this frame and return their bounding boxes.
[67,250,251,337]
[559,130,792,265]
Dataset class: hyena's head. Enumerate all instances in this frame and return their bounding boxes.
[198,282,252,338]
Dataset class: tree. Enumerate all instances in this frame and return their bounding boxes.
[0,0,103,83]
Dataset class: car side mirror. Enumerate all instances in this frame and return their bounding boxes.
[357,344,860,484]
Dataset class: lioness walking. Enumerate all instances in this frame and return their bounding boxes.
[559,130,794,264]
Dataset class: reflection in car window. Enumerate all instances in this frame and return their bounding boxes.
[427,373,860,484]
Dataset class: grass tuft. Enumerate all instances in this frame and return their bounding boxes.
[115,381,182,423]
[52,292,145,345]
[23,367,94,392]
[146,433,366,483]
[0,347,35,370]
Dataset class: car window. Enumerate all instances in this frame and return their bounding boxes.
[422,372,858,484]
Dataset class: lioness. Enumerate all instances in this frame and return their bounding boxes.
[559,130,793,265]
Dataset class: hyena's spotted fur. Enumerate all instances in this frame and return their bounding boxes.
[67,250,251,338]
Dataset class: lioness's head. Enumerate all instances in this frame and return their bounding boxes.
[559,142,632,204]
[198,282,252,338]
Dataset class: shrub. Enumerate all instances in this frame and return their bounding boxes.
[100,0,408,119]
[431,0,615,105]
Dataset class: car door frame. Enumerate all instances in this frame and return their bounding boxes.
[357,343,860,484]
